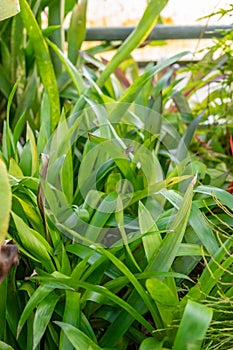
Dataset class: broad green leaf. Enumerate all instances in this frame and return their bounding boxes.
[105,172,122,194]
[8,158,24,178]
[146,278,178,326]
[11,15,25,95]
[47,0,64,76]
[172,90,192,115]
[109,52,189,121]
[198,238,233,295]
[0,341,15,350]
[38,273,154,335]
[147,176,196,272]
[59,291,81,350]
[189,204,219,256]
[11,212,55,272]
[60,244,72,275]
[19,0,60,130]
[177,243,208,256]
[97,0,169,87]
[65,0,76,15]
[84,192,118,242]
[130,175,191,206]
[19,141,32,176]
[47,39,86,95]
[58,117,74,205]
[66,243,101,266]
[176,112,204,162]
[0,278,7,337]
[12,194,43,233]
[78,133,137,194]
[0,159,12,243]
[55,322,102,350]
[37,90,51,155]
[68,0,87,64]
[37,153,50,241]
[17,285,54,337]
[139,338,164,350]
[173,300,213,350]
[160,189,219,255]
[33,291,61,350]
[26,122,39,176]
[13,112,27,148]
[138,202,162,263]
[0,0,20,20]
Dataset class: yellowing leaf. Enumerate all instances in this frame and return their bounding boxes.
[0,0,20,21]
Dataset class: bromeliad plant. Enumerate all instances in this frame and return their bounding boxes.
[0,0,233,349]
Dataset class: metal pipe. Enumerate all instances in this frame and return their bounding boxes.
[85,25,232,41]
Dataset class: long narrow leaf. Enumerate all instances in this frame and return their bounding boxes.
[68,0,87,64]
[48,0,64,75]
[17,285,54,337]
[38,274,154,335]
[0,278,7,339]
[97,0,169,87]
[55,322,102,350]
[176,112,204,162]
[47,39,86,95]
[159,189,219,256]
[173,299,213,350]
[19,0,60,130]
[146,278,178,326]
[138,202,162,263]
[11,212,55,272]
[109,52,189,122]
[0,160,11,243]
[0,341,14,350]
[97,247,161,329]
[59,291,81,350]
[147,176,196,272]
[33,291,61,350]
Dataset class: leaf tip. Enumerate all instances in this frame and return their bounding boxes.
[191,173,198,187]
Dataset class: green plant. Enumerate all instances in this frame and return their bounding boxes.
[0,0,233,349]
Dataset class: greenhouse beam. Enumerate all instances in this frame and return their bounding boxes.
[85,25,232,41]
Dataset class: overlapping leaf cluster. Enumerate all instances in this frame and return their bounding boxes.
[0,1,233,349]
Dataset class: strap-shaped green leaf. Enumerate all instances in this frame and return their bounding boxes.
[33,292,61,350]
[55,322,102,350]
[0,341,15,350]
[147,175,197,272]
[146,278,178,326]
[68,0,87,64]
[19,0,60,130]
[173,299,213,350]
[0,159,11,244]
[97,0,169,87]
[17,285,54,337]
